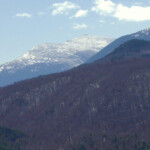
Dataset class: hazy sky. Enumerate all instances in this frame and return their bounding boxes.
[1,0,150,64]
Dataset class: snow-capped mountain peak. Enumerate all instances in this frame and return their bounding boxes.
[0,35,114,86]
[14,35,114,65]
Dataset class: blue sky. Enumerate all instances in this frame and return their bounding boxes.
[1,0,150,64]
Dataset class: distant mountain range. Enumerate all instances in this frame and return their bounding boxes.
[87,28,150,63]
[0,35,114,86]
[0,39,150,150]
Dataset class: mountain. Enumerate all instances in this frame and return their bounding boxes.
[0,39,150,150]
[0,35,114,87]
[87,28,150,63]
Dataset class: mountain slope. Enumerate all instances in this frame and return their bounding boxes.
[102,39,150,62]
[0,35,114,87]
[0,40,150,150]
[87,28,150,63]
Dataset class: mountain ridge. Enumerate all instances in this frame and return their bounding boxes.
[87,28,150,63]
[101,39,150,62]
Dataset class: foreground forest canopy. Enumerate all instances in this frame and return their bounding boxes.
[0,126,26,150]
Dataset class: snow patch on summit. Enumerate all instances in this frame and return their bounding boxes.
[0,35,114,74]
